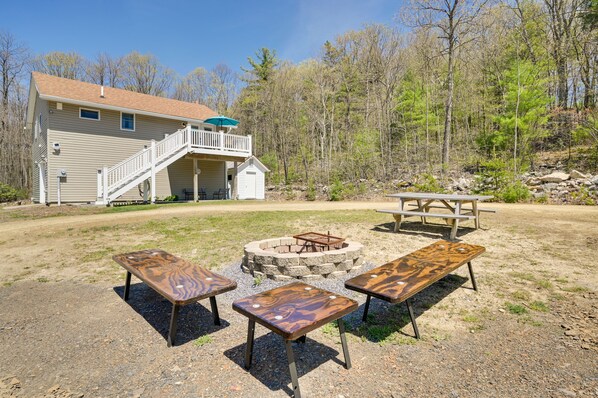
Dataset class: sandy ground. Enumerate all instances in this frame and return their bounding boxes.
[0,201,597,398]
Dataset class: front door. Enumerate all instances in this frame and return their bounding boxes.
[245,171,256,199]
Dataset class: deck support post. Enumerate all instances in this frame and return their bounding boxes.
[150,140,156,204]
[232,162,238,200]
[193,159,199,202]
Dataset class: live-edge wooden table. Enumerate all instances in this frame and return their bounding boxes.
[113,249,237,347]
[233,282,358,398]
[345,240,485,339]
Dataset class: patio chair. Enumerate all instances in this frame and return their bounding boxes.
[199,188,207,200]
[212,188,226,200]
[183,189,194,200]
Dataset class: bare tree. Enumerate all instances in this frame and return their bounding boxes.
[122,51,174,96]
[402,0,492,169]
[543,0,580,108]
[32,51,84,79]
[209,64,238,114]
[0,31,30,190]
[86,53,123,87]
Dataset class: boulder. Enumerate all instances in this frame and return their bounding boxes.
[526,177,542,186]
[542,183,558,192]
[591,176,598,186]
[540,172,570,183]
[570,169,588,179]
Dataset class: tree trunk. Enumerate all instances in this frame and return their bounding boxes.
[442,42,455,169]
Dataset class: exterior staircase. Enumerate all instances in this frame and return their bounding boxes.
[96,126,251,204]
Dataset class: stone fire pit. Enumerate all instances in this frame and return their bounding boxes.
[242,237,364,281]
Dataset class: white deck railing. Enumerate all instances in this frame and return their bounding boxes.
[97,126,252,204]
[190,128,251,154]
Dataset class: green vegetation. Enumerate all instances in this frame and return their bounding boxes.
[321,320,338,335]
[193,335,213,347]
[162,194,179,202]
[413,174,445,194]
[0,183,28,203]
[505,302,528,315]
[529,301,550,312]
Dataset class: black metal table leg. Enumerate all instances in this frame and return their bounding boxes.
[405,299,421,339]
[297,335,306,344]
[284,339,301,398]
[167,303,180,347]
[123,271,131,301]
[362,295,371,322]
[338,318,352,369]
[468,261,478,291]
[209,296,221,325]
[244,319,255,370]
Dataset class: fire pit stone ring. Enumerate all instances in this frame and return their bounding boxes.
[242,237,364,281]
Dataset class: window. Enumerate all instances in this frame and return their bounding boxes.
[191,125,199,130]
[204,127,213,132]
[121,112,135,131]
[80,108,100,120]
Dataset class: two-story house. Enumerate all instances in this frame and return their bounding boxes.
[26,72,265,205]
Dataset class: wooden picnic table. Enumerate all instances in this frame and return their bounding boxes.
[233,282,357,398]
[112,249,237,347]
[378,192,494,240]
[344,240,485,339]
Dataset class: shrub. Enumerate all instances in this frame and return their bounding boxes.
[329,178,344,201]
[163,194,179,201]
[0,183,27,203]
[500,181,530,203]
[473,159,510,195]
[306,180,316,201]
[413,173,445,193]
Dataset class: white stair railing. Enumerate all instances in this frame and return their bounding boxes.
[98,128,188,203]
[97,126,252,204]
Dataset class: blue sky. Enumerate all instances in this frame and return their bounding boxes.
[2,0,402,77]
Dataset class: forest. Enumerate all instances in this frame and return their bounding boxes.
[1,0,597,202]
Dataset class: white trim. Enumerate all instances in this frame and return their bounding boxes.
[40,94,206,125]
[79,107,101,121]
[120,111,135,132]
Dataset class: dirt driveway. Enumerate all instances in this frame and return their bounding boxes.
[0,202,597,397]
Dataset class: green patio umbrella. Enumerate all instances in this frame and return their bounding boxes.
[203,115,239,128]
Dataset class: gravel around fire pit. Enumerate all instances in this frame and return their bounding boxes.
[218,260,379,306]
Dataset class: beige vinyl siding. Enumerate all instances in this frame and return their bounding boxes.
[165,159,226,199]
[46,102,184,202]
[165,159,193,198]
[197,160,226,198]
[44,101,230,202]
[31,95,49,203]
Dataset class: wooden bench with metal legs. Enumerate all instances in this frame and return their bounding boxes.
[345,240,485,339]
[233,282,357,398]
[113,249,237,347]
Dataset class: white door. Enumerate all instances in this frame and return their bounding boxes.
[245,171,256,199]
[38,164,46,203]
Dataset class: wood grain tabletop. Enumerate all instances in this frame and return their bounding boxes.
[344,240,485,303]
[233,282,358,340]
[112,249,237,305]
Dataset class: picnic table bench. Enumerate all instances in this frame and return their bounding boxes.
[233,282,357,398]
[378,192,494,240]
[113,249,237,347]
[344,240,485,339]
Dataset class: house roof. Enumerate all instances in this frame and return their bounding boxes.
[31,71,218,122]
[238,156,270,173]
